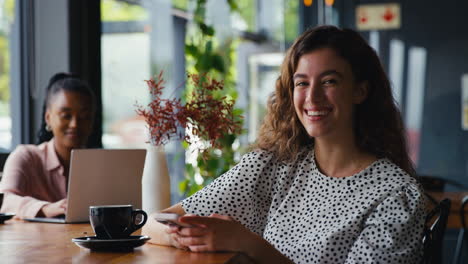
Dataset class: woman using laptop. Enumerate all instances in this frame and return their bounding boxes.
[0,73,95,219]
[144,26,427,263]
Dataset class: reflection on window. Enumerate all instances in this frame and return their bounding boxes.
[101,0,150,148]
[369,30,379,54]
[389,39,405,106]
[405,46,427,165]
[248,53,283,143]
[323,1,339,26]
[0,0,15,152]
[462,74,468,130]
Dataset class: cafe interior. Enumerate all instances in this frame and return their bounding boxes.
[0,0,467,263]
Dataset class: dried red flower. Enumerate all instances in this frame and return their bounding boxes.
[135,71,243,149]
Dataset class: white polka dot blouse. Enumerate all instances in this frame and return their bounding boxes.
[182,148,427,263]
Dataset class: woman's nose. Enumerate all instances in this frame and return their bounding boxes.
[308,83,324,103]
[69,116,78,128]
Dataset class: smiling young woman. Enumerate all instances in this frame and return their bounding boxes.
[0,73,95,219]
[292,48,363,141]
[44,86,94,171]
[143,26,426,264]
[291,48,374,177]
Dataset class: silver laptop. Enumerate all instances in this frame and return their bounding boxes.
[25,149,146,223]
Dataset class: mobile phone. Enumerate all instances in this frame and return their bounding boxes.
[153,213,193,227]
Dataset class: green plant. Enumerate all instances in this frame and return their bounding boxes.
[179,0,245,196]
[0,0,15,106]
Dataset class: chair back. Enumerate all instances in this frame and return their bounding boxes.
[461,196,468,230]
[452,196,468,264]
[421,198,451,264]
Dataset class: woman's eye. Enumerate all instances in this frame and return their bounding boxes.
[323,79,337,85]
[295,81,308,87]
[60,114,72,120]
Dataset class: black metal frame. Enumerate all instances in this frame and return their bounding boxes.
[18,0,34,144]
[422,198,451,264]
[1,0,34,171]
[452,196,468,264]
[68,0,103,148]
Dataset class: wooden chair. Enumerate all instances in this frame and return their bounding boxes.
[452,196,468,264]
[422,198,451,264]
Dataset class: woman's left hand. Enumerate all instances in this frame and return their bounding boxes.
[175,213,252,252]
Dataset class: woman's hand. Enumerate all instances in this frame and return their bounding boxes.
[168,213,294,264]
[165,224,190,250]
[143,203,187,246]
[39,198,67,218]
[172,213,251,252]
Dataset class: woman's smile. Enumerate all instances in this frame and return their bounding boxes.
[304,107,333,121]
[64,130,79,139]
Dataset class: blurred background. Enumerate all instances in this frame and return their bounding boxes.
[0,0,467,261]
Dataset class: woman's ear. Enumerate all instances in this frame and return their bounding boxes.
[353,81,369,104]
[45,109,51,128]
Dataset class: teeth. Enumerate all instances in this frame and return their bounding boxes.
[307,110,328,116]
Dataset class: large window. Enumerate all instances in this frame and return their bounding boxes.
[101,0,150,148]
[0,0,15,152]
[101,0,189,203]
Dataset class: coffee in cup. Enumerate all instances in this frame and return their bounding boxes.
[89,205,147,239]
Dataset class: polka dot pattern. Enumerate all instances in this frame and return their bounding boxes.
[182,148,427,263]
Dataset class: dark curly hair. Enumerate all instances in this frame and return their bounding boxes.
[255,25,415,176]
[37,72,96,144]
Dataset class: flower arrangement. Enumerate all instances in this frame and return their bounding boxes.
[135,71,243,150]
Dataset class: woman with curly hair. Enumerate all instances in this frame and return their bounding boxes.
[144,25,426,264]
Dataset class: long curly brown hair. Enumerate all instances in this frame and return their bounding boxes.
[255,25,415,176]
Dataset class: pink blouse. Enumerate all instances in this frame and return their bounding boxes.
[0,139,67,218]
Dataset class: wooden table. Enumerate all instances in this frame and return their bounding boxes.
[0,220,248,264]
[428,191,468,229]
